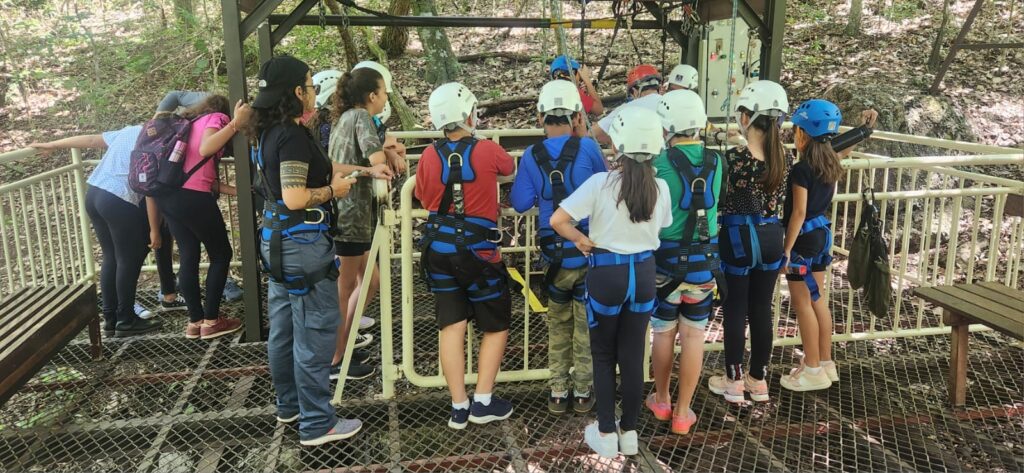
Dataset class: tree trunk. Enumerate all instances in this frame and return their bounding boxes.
[845,0,863,36]
[413,0,460,85]
[928,0,952,71]
[324,0,361,69]
[380,0,413,59]
[172,0,195,29]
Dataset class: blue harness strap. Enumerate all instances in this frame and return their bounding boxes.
[584,251,656,327]
[252,131,339,296]
[787,215,833,301]
[720,214,783,275]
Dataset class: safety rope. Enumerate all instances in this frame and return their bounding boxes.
[719,0,740,152]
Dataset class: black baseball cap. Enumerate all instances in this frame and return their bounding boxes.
[252,55,310,109]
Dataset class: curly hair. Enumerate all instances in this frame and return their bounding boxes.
[242,92,305,146]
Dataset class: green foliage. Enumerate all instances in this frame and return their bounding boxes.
[883,0,923,22]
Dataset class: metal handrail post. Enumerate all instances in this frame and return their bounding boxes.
[70,148,95,281]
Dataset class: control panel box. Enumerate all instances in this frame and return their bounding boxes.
[698,19,761,120]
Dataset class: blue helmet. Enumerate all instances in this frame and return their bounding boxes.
[550,55,580,77]
[792,99,842,140]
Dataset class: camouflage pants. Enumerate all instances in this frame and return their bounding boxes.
[547,267,593,393]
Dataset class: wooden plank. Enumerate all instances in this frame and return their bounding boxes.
[943,286,1023,340]
[958,284,1024,316]
[977,281,1024,304]
[0,289,56,347]
[915,286,1005,322]
[0,286,83,361]
[949,310,969,407]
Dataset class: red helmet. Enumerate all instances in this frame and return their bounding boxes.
[627,64,662,90]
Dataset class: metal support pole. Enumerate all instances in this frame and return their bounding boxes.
[257,22,273,64]
[929,0,986,94]
[761,0,786,81]
[240,0,286,39]
[70,148,95,281]
[221,0,265,342]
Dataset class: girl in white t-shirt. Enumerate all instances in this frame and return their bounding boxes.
[551,107,673,459]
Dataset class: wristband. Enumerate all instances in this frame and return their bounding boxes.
[228,121,238,133]
[329,185,335,199]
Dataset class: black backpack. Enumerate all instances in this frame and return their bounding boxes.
[848,189,891,317]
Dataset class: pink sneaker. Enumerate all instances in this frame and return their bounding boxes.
[184,322,201,340]
[708,375,745,403]
[744,375,770,402]
[646,393,672,421]
[671,408,697,435]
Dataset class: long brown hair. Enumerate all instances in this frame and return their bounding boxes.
[742,109,787,194]
[614,158,658,223]
[800,138,844,185]
[178,94,231,120]
[331,68,383,122]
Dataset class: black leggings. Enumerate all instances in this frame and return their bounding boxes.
[85,186,149,328]
[157,189,233,322]
[155,221,176,295]
[586,256,655,434]
[720,222,784,381]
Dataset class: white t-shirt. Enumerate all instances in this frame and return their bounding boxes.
[597,93,663,133]
[559,170,673,254]
[87,125,143,205]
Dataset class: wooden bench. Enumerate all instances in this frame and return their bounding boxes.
[914,281,1024,407]
[0,283,99,406]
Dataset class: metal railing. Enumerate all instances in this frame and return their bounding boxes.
[2,126,1021,401]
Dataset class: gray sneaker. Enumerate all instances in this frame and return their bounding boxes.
[299,418,363,446]
[223,277,243,302]
[134,303,155,320]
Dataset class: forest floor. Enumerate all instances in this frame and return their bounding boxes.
[0,0,1021,171]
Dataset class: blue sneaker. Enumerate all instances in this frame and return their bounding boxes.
[223,277,243,302]
[448,406,470,430]
[468,397,513,425]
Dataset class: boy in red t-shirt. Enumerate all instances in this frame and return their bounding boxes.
[414,82,516,430]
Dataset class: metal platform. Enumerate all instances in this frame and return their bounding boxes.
[1,280,1022,473]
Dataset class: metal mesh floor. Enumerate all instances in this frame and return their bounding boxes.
[2,279,1022,473]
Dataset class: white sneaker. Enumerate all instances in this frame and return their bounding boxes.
[821,361,839,382]
[708,375,745,403]
[134,303,155,320]
[358,317,376,331]
[618,427,638,456]
[780,363,833,392]
[744,375,770,402]
[583,421,618,459]
[353,333,374,349]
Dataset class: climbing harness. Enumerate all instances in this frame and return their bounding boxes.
[251,132,339,296]
[653,146,727,321]
[786,215,833,301]
[720,214,785,275]
[532,138,588,293]
[418,137,508,301]
[585,250,657,327]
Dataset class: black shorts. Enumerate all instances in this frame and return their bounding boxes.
[785,228,830,281]
[425,249,511,332]
[335,241,371,257]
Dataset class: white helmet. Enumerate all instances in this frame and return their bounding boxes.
[352,60,393,93]
[734,80,788,118]
[658,90,707,135]
[666,64,699,90]
[606,106,666,161]
[537,80,583,117]
[428,82,478,131]
[312,69,342,109]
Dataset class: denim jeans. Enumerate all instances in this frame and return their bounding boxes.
[263,235,340,440]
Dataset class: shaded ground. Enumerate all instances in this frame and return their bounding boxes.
[1,272,1022,472]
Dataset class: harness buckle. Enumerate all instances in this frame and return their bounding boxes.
[304,208,326,225]
[447,152,464,168]
[548,169,565,185]
[487,228,503,244]
[690,177,707,194]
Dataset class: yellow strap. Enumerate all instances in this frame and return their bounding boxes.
[506,267,548,313]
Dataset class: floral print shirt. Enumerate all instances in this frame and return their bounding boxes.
[720,146,792,218]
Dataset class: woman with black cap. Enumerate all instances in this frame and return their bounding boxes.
[246,54,390,446]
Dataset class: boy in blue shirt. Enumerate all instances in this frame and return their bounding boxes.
[510,80,606,414]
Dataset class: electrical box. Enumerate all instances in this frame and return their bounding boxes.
[698,19,761,121]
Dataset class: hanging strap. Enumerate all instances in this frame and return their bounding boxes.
[533,138,583,290]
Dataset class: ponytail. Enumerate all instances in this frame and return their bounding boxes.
[614,158,658,223]
[801,139,844,185]
[330,68,384,122]
[744,110,787,195]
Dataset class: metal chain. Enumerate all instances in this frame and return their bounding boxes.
[318,0,327,30]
